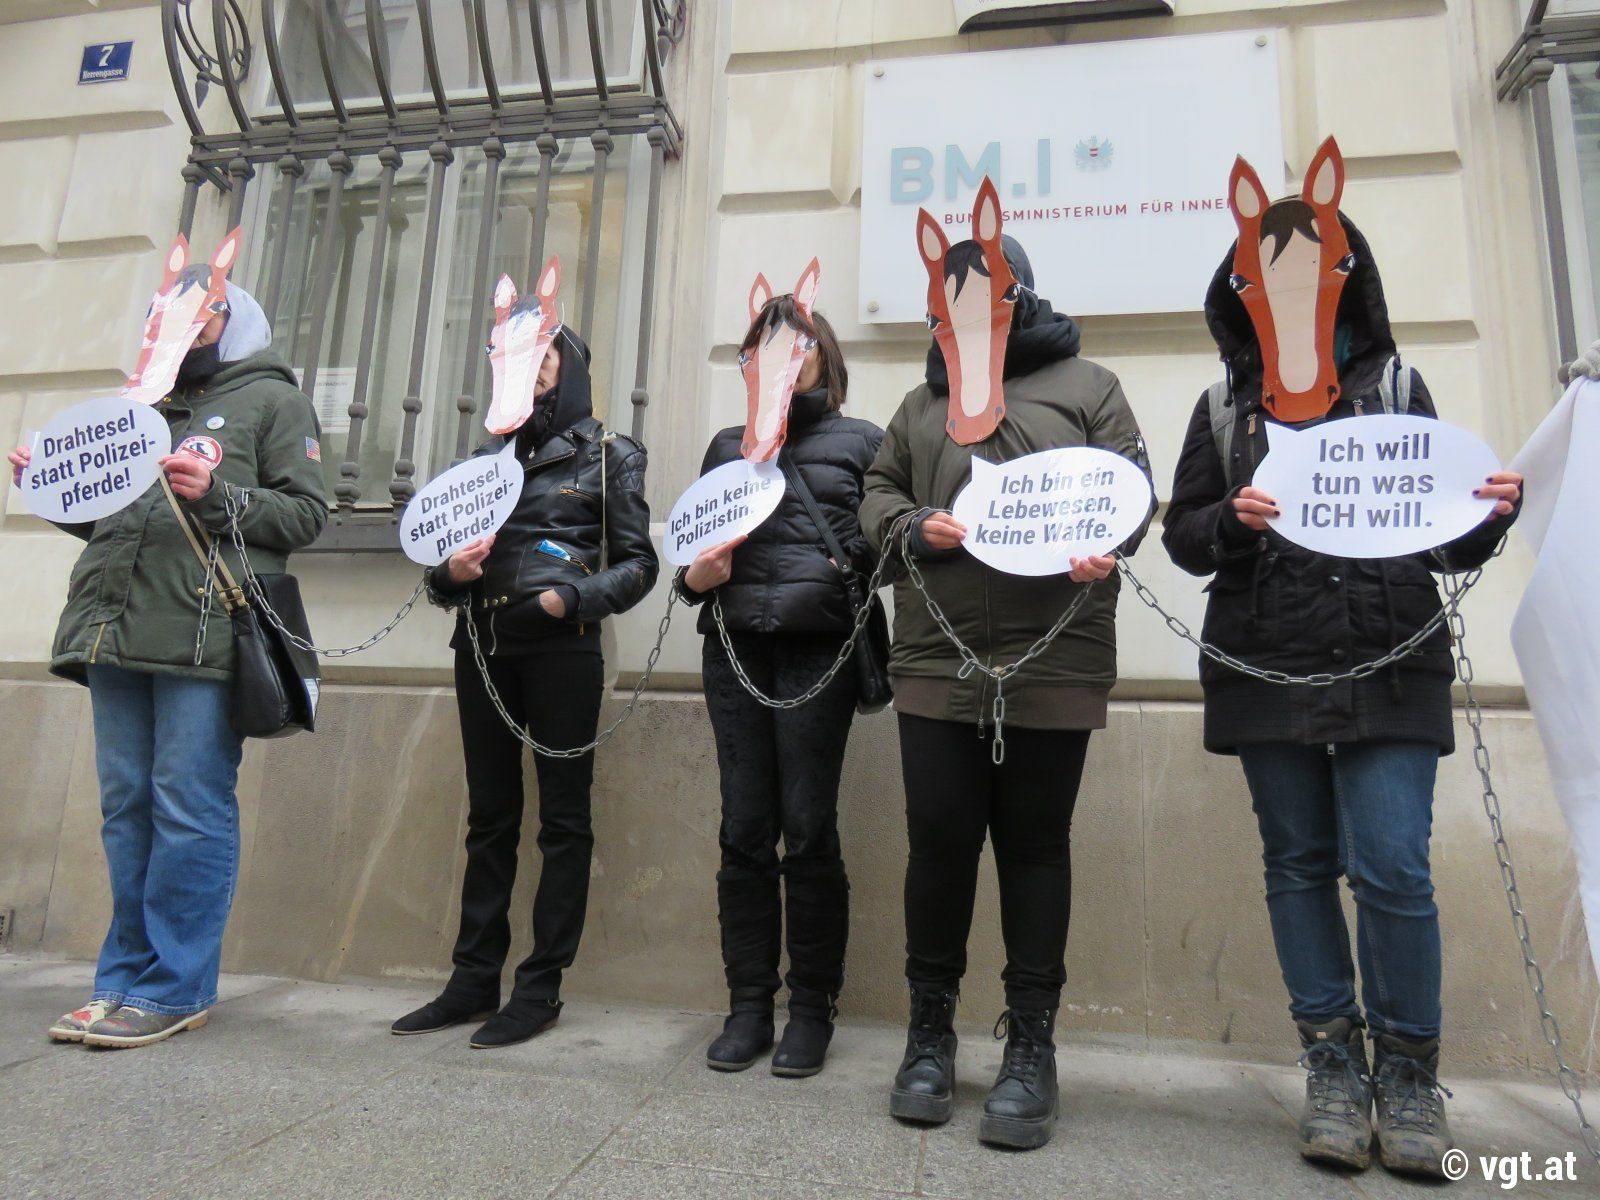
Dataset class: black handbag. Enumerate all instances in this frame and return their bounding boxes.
[163,477,320,738]
[778,454,893,715]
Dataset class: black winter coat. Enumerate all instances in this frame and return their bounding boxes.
[676,390,884,637]
[1163,218,1516,754]
[428,334,659,656]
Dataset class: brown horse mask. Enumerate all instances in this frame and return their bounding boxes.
[739,258,822,463]
[917,177,1018,446]
[123,228,242,405]
[1228,137,1354,424]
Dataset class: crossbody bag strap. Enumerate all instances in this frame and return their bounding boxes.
[777,452,862,613]
[160,474,249,615]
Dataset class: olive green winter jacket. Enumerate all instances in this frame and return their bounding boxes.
[49,351,327,684]
[859,356,1151,731]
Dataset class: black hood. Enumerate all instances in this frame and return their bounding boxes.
[926,235,1081,393]
[516,328,594,452]
[1204,213,1397,409]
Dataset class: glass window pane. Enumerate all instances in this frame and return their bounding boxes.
[1562,63,1600,345]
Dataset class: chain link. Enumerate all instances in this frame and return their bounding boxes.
[708,511,918,711]
[1115,556,1481,687]
[222,486,425,657]
[1443,573,1600,1167]
[463,586,678,759]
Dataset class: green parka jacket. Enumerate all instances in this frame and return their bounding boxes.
[49,350,327,684]
[859,355,1152,731]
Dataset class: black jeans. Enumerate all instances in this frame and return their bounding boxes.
[702,634,856,1016]
[898,713,1090,1011]
[444,646,604,1008]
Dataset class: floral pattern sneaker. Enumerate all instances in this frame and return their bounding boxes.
[82,1006,210,1049]
[48,999,120,1043]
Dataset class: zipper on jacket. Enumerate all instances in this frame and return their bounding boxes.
[88,622,107,664]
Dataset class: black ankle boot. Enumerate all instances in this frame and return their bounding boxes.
[1295,1017,1373,1170]
[772,999,836,1078]
[469,998,561,1049]
[390,992,498,1036]
[978,1008,1059,1150]
[890,988,958,1125]
[706,1001,775,1072]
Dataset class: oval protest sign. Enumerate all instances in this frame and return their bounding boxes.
[399,442,523,566]
[950,447,1153,577]
[1252,414,1501,558]
[22,396,172,523]
[663,458,785,566]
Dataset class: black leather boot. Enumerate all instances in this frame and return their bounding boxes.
[469,998,562,1049]
[890,988,959,1124]
[706,992,775,1071]
[978,1009,1059,1150]
[772,996,835,1078]
[1372,1033,1453,1177]
[1295,1017,1373,1169]
[390,992,498,1036]
[773,859,848,1078]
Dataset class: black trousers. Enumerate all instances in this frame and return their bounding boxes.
[898,713,1090,1011]
[444,646,604,1007]
[702,634,856,1015]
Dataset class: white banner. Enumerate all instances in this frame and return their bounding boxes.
[663,458,785,567]
[22,396,171,523]
[1251,415,1501,559]
[950,447,1153,576]
[954,0,1174,31]
[398,442,523,566]
[859,31,1283,324]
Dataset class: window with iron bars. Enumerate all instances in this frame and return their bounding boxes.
[163,0,683,550]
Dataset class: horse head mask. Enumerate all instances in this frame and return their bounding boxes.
[485,256,563,436]
[1228,136,1354,423]
[739,258,823,463]
[917,177,1018,446]
[123,228,243,405]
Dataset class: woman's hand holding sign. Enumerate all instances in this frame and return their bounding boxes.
[918,511,968,551]
[684,535,748,594]
[446,535,496,585]
[8,444,29,486]
[1068,555,1116,583]
[159,452,214,501]
[1231,486,1281,532]
[1474,471,1523,519]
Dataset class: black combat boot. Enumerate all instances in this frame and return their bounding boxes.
[1294,1017,1373,1169]
[978,1009,1059,1150]
[890,987,959,1124]
[772,859,849,1078]
[1372,1033,1453,1177]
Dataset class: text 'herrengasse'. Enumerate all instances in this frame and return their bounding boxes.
[975,465,1119,547]
[29,413,159,515]
[670,474,777,552]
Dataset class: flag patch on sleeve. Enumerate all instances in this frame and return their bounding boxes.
[305,436,321,462]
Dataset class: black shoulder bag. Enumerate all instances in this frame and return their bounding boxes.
[162,477,320,738]
[777,454,893,715]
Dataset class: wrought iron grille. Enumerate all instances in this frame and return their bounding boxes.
[161,0,683,550]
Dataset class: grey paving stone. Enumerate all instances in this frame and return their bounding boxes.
[562,1158,913,1200]
[604,1090,923,1193]
[185,1068,636,1200]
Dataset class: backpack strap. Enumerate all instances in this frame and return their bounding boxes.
[1206,380,1237,490]
[1375,353,1412,416]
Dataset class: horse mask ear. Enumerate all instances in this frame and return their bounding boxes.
[122,226,242,405]
[739,260,823,463]
[1227,138,1353,423]
[922,177,1015,446]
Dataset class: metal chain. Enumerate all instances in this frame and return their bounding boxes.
[221,485,425,657]
[463,586,678,759]
[1443,573,1600,1167]
[1115,556,1482,688]
[707,511,918,711]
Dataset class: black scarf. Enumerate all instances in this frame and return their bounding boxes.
[924,293,1081,394]
[175,342,223,389]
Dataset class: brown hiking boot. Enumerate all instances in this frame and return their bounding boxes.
[1372,1033,1453,1177]
[1295,1018,1373,1170]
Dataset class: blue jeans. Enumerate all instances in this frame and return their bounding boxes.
[87,665,244,1015]
[1237,740,1442,1041]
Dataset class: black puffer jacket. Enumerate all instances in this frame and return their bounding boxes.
[676,389,884,636]
[428,333,659,656]
[1163,217,1516,754]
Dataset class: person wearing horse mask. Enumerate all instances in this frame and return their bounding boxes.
[675,263,884,1078]
[859,181,1152,1150]
[391,266,658,1050]
[1162,138,1523,1177]
[9,233,327,1049]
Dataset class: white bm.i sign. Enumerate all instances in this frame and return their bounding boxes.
[859,31,1284,324]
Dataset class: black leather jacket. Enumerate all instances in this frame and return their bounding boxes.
[677,391,883,637]
[428,340,658,656]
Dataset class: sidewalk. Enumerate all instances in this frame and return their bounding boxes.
[1,956,1591,1199]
